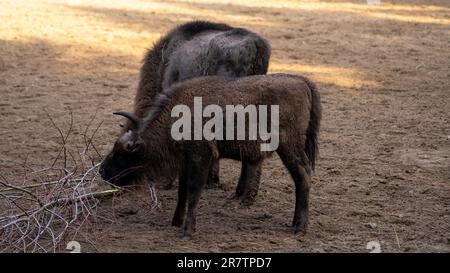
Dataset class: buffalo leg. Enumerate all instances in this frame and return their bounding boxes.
[183,153,211,237]
[239,160,263,206]
[235,161,249,198]
[277,145,311,234]
[171,163,188,227]
[206,158,220,186]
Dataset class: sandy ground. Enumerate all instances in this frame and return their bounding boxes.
[0,0,449,252]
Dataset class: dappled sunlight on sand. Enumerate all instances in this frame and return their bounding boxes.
[61,0,274,28]
[173,0,450,25]
[171,0,450,12]
[0,2,158,59]
[270,62,379,89]
[4,0,443,89]
[0,0,274,67]
[177,0,449,12]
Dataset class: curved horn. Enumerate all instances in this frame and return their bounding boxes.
[113,111,140,128]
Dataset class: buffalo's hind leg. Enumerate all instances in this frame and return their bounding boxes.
[277,145,311,235]
[234,161,249,198]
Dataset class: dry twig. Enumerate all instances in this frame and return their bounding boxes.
[0,111,160,253]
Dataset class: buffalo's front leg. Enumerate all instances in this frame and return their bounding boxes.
[238,160,263,206]
[172,163,188,227]
[183,152,212,237]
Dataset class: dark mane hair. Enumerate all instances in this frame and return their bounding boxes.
[131,20,270,121]
[175,20,233,39]
[133,21,236,119]
[139,86,178,133]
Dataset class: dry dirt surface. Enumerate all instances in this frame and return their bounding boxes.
[0,0,449,252]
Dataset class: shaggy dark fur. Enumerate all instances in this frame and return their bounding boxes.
[132,20,270,120]
[126,21,271,185]
[100,73,321,237]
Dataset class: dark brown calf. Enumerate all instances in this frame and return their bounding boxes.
[100,74,321,236]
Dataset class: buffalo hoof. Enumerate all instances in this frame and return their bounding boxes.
[182,225,196,238]
[239,190,257,207]
[292,218,308,235]
[171,217,184,227]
